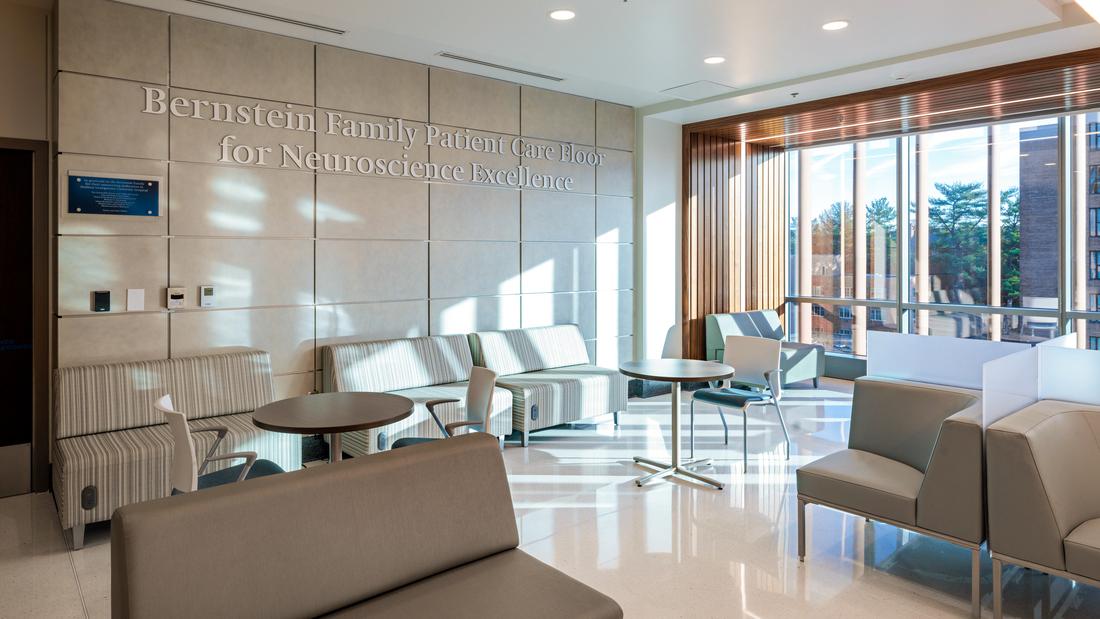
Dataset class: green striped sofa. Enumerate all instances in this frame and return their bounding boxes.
[321,335,513,455]
[468,325,628,447]
[52,350,300,549]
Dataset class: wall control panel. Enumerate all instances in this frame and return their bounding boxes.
[199,285,216,308]
[166,287,185,309]
[92,290,110,312]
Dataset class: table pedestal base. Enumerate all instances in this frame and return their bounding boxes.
[631,381,725,490]
[633,456,724,489]
[328,433,342,463]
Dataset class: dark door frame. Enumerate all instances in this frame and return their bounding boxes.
[0,137,51,492]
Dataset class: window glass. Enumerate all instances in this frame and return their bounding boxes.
[861,139,898,300]
[994,118,1059,313]
[912,127,989,305]
[804,302,853,353]
[805,144,854,298]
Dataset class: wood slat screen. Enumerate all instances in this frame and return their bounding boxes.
[681,134,788,359]
[682,132,737,359]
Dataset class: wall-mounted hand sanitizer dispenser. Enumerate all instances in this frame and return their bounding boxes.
[199,285,215,308]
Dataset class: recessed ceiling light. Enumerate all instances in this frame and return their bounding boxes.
[549,9,575,21]
[822,20,849,31]
[703,56,726,65]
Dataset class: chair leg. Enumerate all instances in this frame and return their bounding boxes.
[613,411,620,426]
[70,524,85,551]
[498,435,505,451]
[521,429,529,447]
[797,498,806,561]
[742,406,748,473]
[971,548,981,618]
[812,377,819,388]
[992,557,1003,619]
[774,400,791,461]
[717,406,728,445]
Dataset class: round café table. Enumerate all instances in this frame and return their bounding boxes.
[620,359,734,490]
[253,392,414,464]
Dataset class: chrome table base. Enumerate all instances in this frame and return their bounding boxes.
[632,382,724,490]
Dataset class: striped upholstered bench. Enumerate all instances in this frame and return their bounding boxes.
[468,325,628,447]
[52,350,301,549]
[321,335,513,455]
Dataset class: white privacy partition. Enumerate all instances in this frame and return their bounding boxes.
[1038,345,1100,405]
[1038,334,1077,349]
[982,347,1039,428]
[866,331,1029,390]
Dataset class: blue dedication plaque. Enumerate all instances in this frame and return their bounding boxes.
[68,173,160,216]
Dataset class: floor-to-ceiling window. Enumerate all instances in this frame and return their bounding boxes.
[788,111,1100,354]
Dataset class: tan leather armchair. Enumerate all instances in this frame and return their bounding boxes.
[987,400,1100,619]
[796,376,984,617]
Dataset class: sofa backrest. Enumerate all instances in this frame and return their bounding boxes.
[705,310,784,360]
[987,400,1100,569]
[322,334,473,393]
[849,376,980,473]
[54,351,275,439]
[469,325,589,376]
[111,433,518,619]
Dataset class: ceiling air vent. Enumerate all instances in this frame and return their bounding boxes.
[661,80,736,101]
[181,0,346,35]
[436,52,564,82]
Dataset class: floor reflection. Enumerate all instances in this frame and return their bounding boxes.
[2,377,1099,617]
[504,378,1100,618]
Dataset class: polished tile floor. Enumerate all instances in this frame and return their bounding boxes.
[2,378,1098,618]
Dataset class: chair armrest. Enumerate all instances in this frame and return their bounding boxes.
[424,399,461,437]
[444,420,484,436]
[916,402,984,544]
[204,451,258,482]
[192,426,229,475]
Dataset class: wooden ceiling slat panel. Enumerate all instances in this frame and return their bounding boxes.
[688,48,1100,149]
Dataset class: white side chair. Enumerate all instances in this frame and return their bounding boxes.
[157,394,283,494]
[690,335,790,472]
[392,367,500,449]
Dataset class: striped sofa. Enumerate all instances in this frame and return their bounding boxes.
[468,325,628,447]
[52,351,300,549]
[321,335,513,456]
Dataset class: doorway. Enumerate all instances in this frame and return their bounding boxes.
[0,139,49,497]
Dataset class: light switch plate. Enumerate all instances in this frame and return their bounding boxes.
[126,288,144,311]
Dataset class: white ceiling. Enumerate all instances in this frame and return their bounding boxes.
[123,0,1100,124]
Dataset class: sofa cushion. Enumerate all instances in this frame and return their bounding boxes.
[797,449,924,525]
[54,350,275,438]
[496,365,629,432]
[1065,518,1100,582]
[323,334,473,394]
[323,549,623,619]
[340,383,513,456]
[470,325,589,376]
[52,412,300,530]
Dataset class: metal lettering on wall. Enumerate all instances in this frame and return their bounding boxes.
[140,86,604,191]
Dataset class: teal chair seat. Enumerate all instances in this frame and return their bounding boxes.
[692,387,766,408]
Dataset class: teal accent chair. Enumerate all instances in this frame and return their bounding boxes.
[704,310,825,387]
